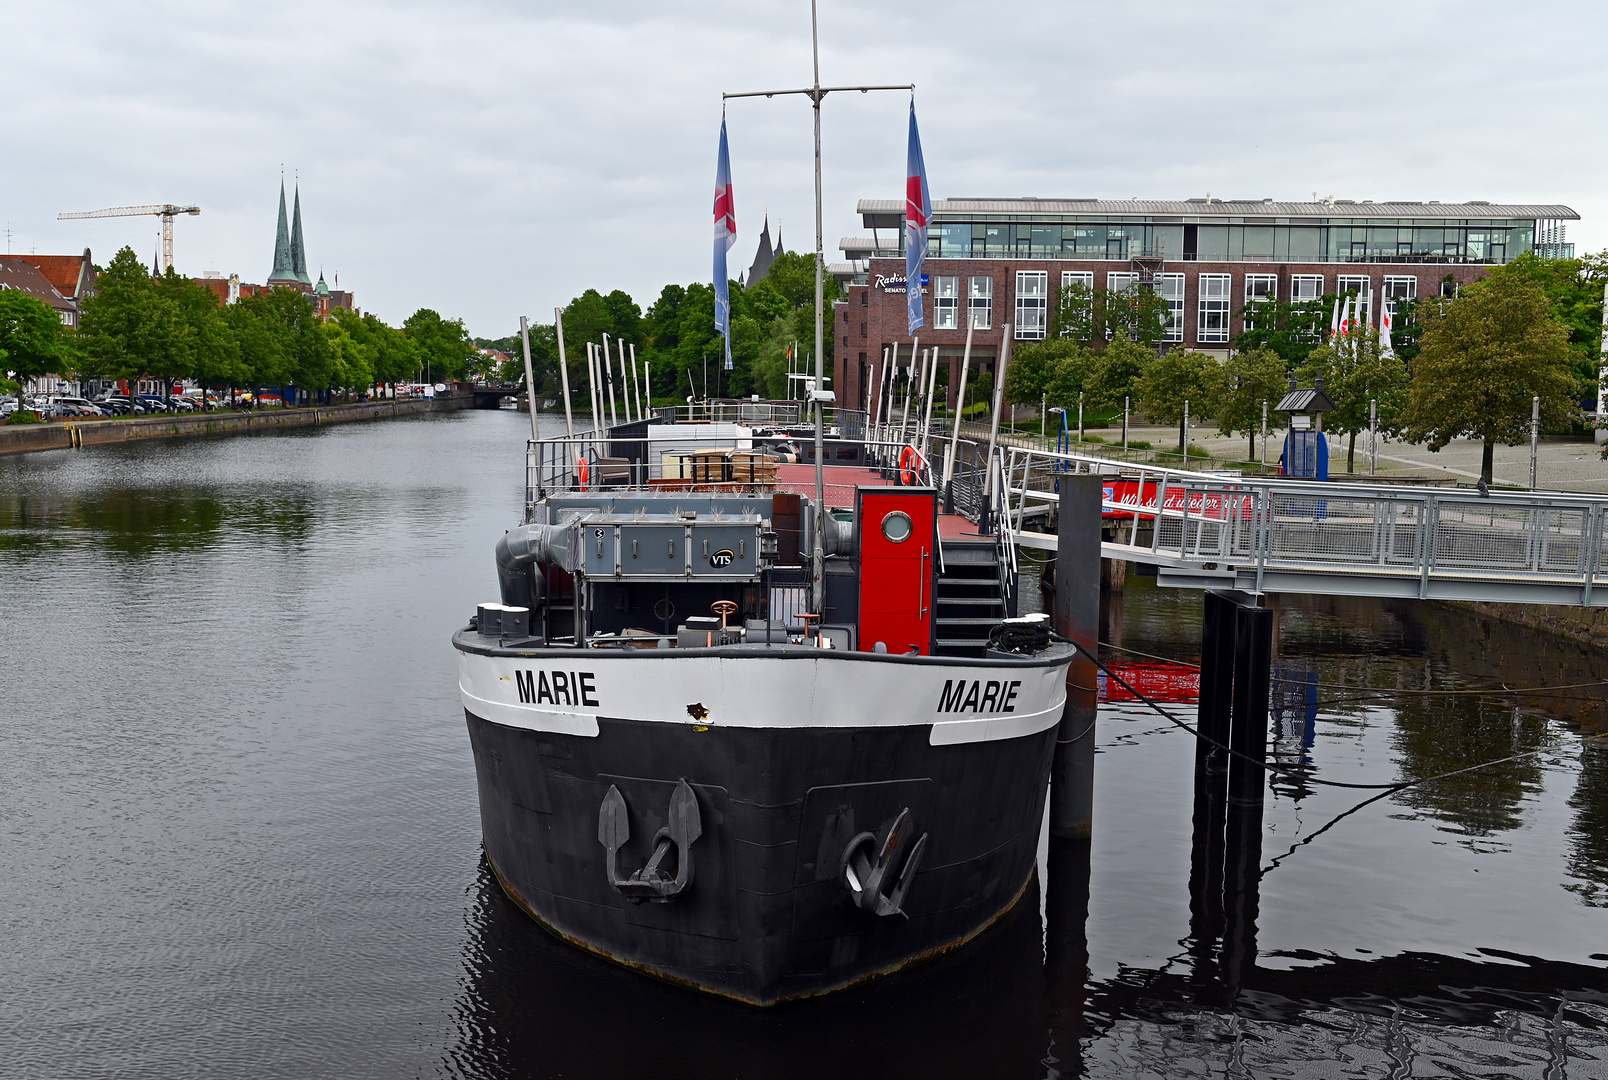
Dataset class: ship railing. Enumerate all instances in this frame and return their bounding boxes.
[665,402,868,434]
[525,432,937,505]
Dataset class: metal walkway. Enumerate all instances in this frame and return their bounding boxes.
[998,446,1608,607]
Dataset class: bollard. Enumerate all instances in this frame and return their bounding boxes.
[1050,474,1103,838]
[1197,591,1239,783]
[1227,604,1273,806]
[1220,799,1264,992]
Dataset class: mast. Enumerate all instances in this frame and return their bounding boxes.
[723,4,912,613]
[809,0,826,615]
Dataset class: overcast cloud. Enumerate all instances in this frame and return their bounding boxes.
[5,0,1605,337]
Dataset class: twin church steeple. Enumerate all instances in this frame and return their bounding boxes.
[268,178,312,288]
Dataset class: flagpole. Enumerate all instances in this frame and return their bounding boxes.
[551,309,574,441]
[724,15,912,615]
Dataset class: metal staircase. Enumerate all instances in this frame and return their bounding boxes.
[933,539,1011,657]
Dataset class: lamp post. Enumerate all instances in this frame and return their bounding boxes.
[1077,391,1084,444]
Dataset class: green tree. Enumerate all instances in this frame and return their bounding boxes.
[1297,328,1410,473]
[1084,336,1153,412]
[1102,285,1171,347]
[0,291,71,415]
[254,288,330,400]
[1217,346,1289,461]
[1400,273,1577,483]
[1488,250,1608,387]
[403,308,475,383]
[1052,280,1096,342]
[220,299,290,397]
[1235,294,1331,366]
[1135,348,1226,452]
[155,269,238,399]
[77,246,184,397]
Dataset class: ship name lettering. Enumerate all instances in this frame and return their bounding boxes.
[937,678,1020,714]
[515,669,600,708]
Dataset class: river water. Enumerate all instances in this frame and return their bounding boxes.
[3,409,1606,1078]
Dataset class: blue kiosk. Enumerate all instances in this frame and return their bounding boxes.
[1275,376,1336,480]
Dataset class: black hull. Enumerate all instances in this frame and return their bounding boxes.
[465,710,1054,1005]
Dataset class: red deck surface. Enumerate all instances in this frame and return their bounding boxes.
[774,463,986,541]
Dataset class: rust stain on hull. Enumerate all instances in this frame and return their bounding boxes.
[484,846,1036,1008]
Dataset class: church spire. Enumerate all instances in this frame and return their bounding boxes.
[269,178,296,285]
[290,183,311,286]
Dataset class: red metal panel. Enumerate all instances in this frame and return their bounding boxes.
[856,488,937,654]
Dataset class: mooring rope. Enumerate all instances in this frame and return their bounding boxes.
[1055,634,1608,793]
[1094,639,1608,698]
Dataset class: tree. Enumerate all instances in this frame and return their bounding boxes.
[1053,279,1096,342]
[1134,348,1226,452]
[0,291,70,414]
[155,269,237,399]
[1084,337,1153,412]
[1400,273,1577,483]
[1102,285,1172,347]
[403,308,475,383]
[1297,328,1410,472]
[1488,250,1608,389]
[77,246,184,396]
[253,288,330,399]
[1235,294,1331,366]
[1216,346,1288,461]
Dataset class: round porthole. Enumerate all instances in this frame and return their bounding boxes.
[881,511,913,543]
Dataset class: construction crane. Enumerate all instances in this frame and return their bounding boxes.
[57,204,200,273]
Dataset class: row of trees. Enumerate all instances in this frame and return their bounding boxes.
[1,246,482,405]
[1006,253,1605,482]
[480,250,839,407]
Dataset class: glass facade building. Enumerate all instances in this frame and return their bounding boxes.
[848,199,1578,267]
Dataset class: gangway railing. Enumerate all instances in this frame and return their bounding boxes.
[994,445,1608,607]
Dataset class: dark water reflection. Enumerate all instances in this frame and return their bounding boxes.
[5,412,1608,1078]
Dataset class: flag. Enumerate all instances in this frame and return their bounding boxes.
[904,100,931,338]
[1380,302,1395,359]
[1329,297,1341,340]
[1339,296,1352,338]
[713,116,737,368]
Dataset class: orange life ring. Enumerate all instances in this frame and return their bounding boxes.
[577,456,589,491]
[899,445,923,486]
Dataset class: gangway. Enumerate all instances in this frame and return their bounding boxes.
[997,445,1608,608]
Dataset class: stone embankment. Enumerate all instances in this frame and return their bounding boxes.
[0,397,463,457]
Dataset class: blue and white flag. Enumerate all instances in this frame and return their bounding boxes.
[904,101,931,338]
[713,116,737,368]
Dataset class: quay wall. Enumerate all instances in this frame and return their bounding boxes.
[1451,599,1608,652]
[0,397,463,457]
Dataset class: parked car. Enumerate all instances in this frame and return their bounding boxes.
[95,396,147,416]
[136,395,174,413]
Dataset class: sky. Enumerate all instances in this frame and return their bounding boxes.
[5,1,1607,339]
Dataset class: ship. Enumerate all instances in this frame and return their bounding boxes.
[452,15,1073,1005]
[453,409,1074,1004]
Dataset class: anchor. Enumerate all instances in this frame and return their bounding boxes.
[839,806,927,918]
[597,778,702,903]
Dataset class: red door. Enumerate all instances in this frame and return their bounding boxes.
[856,488,937,654]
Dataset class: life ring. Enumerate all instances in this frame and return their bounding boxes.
[577,456,589,491]
[899,445,924,486]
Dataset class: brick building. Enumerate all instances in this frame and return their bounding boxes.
[0,249,94,328]
[832,197,1579,412]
